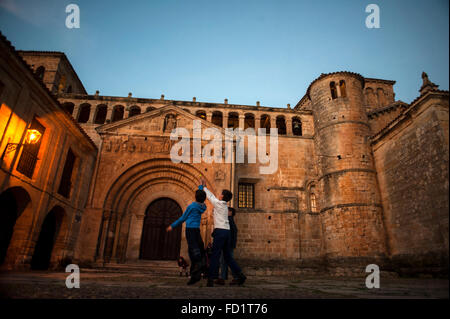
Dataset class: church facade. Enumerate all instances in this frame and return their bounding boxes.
[1,32,448,275]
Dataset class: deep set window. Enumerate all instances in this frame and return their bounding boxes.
[16,117,45,178]
[57,148,77,198]
[238,183,254,208]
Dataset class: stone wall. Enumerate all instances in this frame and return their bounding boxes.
[373,94,449,274]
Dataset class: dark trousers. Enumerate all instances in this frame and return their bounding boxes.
[208,228,242,279]
[185,228,205,278]
[220,248,238,280]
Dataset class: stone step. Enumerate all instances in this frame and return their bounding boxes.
[86,260,183,276]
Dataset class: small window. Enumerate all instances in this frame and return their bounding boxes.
[330,81,337,99]
[227,112,239,129]
[310,186,318,213]
[94,105,107,124]
[212,111,223,127]
[16,117,45,178]
[35,66,45,80]
[129,106,141,117]
[112,106,124,122]
[238,183,254,208]
[292,117,302,136]
[57,148,76,198]
[260,115,270,134]
[276,116,286,135]
[310,193,317,212]
[339,80,347,98]
[244,113,255,129]
[77,103,90,123]
[196,110,207,120]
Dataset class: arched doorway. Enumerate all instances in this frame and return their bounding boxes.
[140,198,182,260]
[0,187,31,265]
[30,206,65,270]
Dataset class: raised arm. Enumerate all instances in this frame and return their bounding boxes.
[199,185,220,206]
[168,206,191,230]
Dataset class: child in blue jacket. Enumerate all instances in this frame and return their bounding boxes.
[167,187,207,285]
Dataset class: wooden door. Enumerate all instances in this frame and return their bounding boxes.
[140,198,182,260]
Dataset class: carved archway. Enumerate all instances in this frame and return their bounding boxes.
[96,158,217,263]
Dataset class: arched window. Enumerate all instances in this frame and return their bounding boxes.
[129,106,141,117]
[377,88,386,107]
[61,102,74,115]
[196,110,206,120]
[365,87,376,107]
[77,103,90,123]
[276,116,286,135]
[227,112,239,129]
[94,105,107,124]
[112,105,124,122]
[35,66,45,80]
[292,117,302,136]
[146,107,156,112]
[212,111,223,127]
[244,113,255,129]
[260,114,270,133]
[339,80,347,98]
[310,185,318,213]
[330,81,337,99]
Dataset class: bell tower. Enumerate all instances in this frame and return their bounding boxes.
[308,72,387,264]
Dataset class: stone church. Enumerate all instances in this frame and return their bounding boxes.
[0,32,448,275]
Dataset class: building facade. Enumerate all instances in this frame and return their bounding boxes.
[1,32,448,275]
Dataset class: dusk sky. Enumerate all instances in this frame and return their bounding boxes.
[0,0,448,107]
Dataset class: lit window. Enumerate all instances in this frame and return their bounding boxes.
[238,183,254,208]
[16,117,45,178]
[339,80,347,98]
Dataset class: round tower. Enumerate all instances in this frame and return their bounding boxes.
[308,72,387,264]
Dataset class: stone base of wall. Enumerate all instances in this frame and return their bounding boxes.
[390,250,449,278]
[237,254,448,278]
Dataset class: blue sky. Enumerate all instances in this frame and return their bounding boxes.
[0,0,448,106]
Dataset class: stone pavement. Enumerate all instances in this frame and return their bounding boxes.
[0,269,448,299]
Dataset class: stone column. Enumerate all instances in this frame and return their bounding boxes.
[106,105,114,123]
[223,114,228,128]
[254,116,260,133]
[286,117,293,135]
[72,104,80,121]
[239,114,245,129]
[206,111,212,123]
[88,104,96,124]
[270,116,276,132]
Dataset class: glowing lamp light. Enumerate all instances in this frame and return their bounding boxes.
[25,129,42,144]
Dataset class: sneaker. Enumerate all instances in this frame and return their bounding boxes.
[206,279,214,287]
[230,273,246,286]
[238,273,247,285]
[229,279,240,286]
[214,278,225,285]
